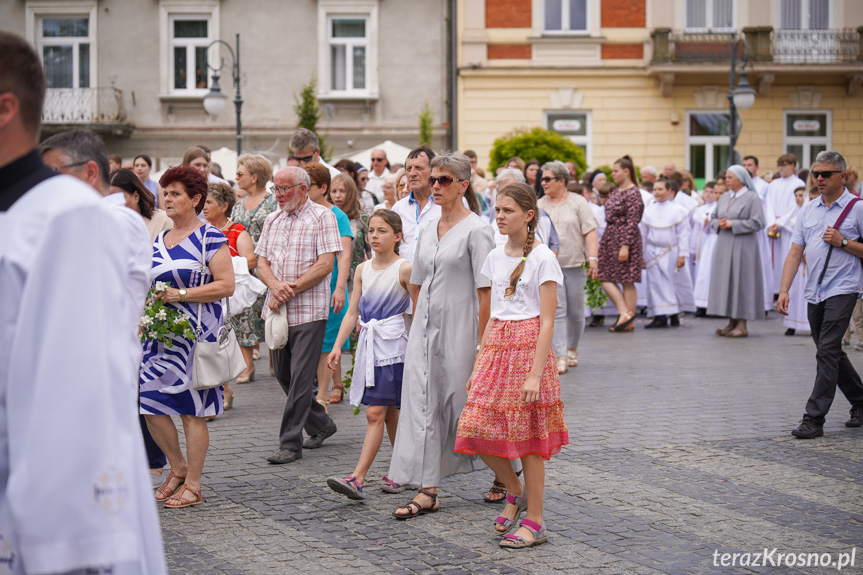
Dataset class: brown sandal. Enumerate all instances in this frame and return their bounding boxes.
[164,484,202,508]
[484,480,507,503]
[155,471,186,502]
[392,488,439,519]
[328,387,344,404]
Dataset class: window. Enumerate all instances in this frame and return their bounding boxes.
[685,0,734,31]
[544,0,587,33]
[784,111,830,169]
[546,111,591,165]
[686,112,731,187]
[170,17,211,93]
[779,0,829,29]
[38,16,91,88]
[317,1,379,98]
[158,1,219,97]
[328,17,368,92]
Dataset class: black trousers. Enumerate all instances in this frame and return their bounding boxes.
[805,293,863,423]
[272,319,331,451]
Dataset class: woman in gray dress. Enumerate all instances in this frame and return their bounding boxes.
[708,165,766,337]
[389,153,495,519]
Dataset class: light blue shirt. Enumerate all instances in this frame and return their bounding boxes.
[791,189,863,303]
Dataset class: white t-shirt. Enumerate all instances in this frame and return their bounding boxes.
[482,243,563,321]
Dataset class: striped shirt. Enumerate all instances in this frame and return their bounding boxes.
[255,198,342,326]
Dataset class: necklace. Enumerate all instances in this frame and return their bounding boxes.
[165,222,199,248]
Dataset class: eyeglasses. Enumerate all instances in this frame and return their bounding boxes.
[273,183,304,195]
[294,154,315,164]
[371,157,386,162]
[51,160,88,173]
[812,170,842,180]
[428,175,462,187]
[540,177,557,183]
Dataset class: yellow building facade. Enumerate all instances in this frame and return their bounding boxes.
[457,0,863,181]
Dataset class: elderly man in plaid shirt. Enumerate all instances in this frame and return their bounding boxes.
[256,166,342,464]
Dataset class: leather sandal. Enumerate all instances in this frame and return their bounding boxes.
[726,328,748,338]
[500,518,548,549]
[610,313,635,333]
[493,490,528,536]
[155,471,186,502]
[484,480,507,503]
[328,386,345,404]
[164,484,202,508]
[392,488,439,519]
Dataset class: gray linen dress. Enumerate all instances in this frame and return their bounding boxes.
[388,213,495,487]
[707,188,766,320]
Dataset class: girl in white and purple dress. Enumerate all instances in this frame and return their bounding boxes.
[325,210,419,500]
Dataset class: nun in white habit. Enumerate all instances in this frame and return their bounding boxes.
[0,168,166,574]
[708,165,767,337]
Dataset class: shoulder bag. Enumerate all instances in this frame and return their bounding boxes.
[192,227,247,391]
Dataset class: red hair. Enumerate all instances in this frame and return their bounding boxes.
[159,166,208,214]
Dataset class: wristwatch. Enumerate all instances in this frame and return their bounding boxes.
[179,289,188,302]
[842,238,849,248]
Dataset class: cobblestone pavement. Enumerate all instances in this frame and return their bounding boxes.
[158,313,863,574]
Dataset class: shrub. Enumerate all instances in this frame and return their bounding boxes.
[488,127,587,175]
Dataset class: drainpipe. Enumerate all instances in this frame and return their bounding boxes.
[448,0,457,150]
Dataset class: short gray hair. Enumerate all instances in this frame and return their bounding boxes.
[814,150,847,172]
[39,129,110,191]
[495,167,526,187]
[541,160,570,183]
[289,128,319,152]
[430,152,471,182]
[641,165,658,177]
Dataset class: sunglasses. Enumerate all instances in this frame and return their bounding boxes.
[371,157,386,162]
[428,175,462,187]
[294,153,315,164]
[540,176,557,183]
[811,170,842,180]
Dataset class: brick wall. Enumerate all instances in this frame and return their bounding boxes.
[485,0,531,28]
[488,44,532,59]
[601,0,646,28]
[601,44,644,59]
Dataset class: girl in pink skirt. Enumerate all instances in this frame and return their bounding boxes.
[455,183,569,549]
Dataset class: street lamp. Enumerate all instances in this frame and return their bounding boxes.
[727,33,755,168]
[203,33,243,155]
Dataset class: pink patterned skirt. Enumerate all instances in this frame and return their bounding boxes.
[455,317,569,460]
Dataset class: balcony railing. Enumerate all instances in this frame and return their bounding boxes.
[42,87,127,124]
[651,27,863,64]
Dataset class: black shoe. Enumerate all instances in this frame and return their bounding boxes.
[792,417,824,439]
[785,328,796,336]
[588,315,605,327]
[846,406,863,427]
[645,318,669,329]
[670,314,680,327]
[303,419,337,449]
[694,307,707,318]
[267,449,302,464]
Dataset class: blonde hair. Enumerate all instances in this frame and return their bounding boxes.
[238,153,273,190]
[497,182,538,298]
[330,173,361,219]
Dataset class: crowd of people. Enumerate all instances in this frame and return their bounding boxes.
[3,28,863,572]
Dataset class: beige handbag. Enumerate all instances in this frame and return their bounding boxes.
[191,228,246,391]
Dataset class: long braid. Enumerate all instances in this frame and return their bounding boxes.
[505,220,536,298]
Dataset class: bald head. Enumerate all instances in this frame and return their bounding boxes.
[371,147,388,176]
[274,166,310,212]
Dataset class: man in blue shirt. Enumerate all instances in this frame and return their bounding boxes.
[778,150,863,438]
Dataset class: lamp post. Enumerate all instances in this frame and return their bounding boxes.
[203,33,243,155]
[727,33,756,168]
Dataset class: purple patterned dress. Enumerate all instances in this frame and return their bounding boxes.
[598,186,644,283]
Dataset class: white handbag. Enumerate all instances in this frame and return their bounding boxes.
[191,228,246,391]
[265,303,289,350]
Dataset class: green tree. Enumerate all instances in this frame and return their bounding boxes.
[488,127,587,175]
[293,77,331,161]
[418,101,433,147]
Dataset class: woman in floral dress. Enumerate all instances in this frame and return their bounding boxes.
[598,156,644,332]
[230,154,275,381]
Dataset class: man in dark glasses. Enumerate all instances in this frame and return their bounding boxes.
[778,150,863,438]
[289,127,340,179]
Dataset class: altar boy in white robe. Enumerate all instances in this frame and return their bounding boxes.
[766,154,806,294]
[784,186,813,335]
[0,32,166,575]
[640,178,691,328]
[692,183,720,315]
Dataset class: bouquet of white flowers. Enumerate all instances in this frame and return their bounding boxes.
[139,281,195,347]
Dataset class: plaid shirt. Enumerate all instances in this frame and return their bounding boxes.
[255,198,342,326]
